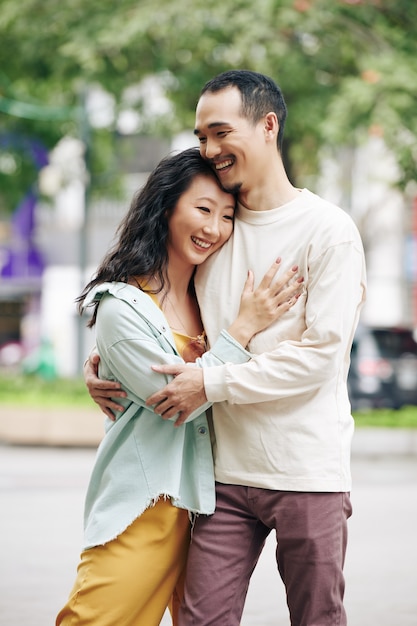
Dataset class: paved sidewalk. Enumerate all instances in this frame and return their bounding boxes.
[1,436,416,626]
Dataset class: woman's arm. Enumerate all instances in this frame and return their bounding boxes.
[92,291,255,424]
[84,261,303,419]
[203,243,366,405]
[227,259,303,347]
[147,242,366,424]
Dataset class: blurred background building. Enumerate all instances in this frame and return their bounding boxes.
[1,130,416,379]
[0,0,416,385]
[0,132,171,376]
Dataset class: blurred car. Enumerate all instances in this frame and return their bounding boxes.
[348,326,417,411]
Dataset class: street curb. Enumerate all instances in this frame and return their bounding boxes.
[0,406,103,447]
[1,408,417,456]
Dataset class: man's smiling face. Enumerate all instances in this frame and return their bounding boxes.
[194,86,269,195]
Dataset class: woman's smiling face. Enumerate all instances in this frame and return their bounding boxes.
[167,174,235,268]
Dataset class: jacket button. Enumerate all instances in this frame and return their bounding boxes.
[198,426,207,435]
[161,326,167,332]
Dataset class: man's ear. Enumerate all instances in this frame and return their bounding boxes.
[264,112,279,142]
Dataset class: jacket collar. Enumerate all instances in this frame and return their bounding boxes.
[83,282,177,351]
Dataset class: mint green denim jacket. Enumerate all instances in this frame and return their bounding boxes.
[81,282,251,549]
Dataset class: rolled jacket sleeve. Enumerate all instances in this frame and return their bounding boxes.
[95,287,252,420]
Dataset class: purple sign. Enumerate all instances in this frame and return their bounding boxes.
[0,135,48,280]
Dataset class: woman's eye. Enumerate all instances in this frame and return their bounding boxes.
[197,206,210,213]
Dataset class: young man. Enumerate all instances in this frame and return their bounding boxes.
[87,70,366,625]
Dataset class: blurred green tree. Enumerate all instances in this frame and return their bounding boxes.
[0,0,416,213]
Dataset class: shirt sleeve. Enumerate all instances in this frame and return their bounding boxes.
[203,241,366,404]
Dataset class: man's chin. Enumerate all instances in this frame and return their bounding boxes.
[221,181,242,195]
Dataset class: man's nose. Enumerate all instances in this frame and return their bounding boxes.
[202,137,220,160]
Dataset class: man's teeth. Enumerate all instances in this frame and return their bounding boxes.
[215,160,233,171]
[192,237,211,249]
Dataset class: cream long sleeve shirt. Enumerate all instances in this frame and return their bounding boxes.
[195,188,367,492]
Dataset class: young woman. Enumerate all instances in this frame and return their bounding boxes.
[56,148,302,626]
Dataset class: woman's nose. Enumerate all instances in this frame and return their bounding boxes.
[202,220,220,238]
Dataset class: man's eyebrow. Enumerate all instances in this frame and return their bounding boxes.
[193,122,229,135]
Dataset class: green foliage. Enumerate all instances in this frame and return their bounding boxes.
[0,0,416,212]
[1,374,417,427]
[0,374,92,407]
[0,147,38,213]
[353,406,417,429]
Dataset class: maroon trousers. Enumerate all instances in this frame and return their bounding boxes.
[179,483,352,626]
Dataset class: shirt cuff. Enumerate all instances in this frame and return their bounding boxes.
[203,364,229,403]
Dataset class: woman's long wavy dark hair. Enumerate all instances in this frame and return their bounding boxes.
[77,147,225,327]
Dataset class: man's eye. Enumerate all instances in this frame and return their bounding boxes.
[198,137,207,144]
